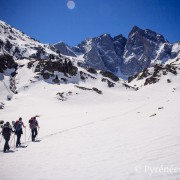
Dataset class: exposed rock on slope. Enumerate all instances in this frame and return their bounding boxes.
[121,26,172,75]
[55,33,127,73]
[0,20,59,60]
[54,26,179,76]
[127,58,180,87]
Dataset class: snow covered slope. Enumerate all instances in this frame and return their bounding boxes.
[0,20,58,59]
[0,20,180,180]
[0,49,180,180]
[127,57,180,89]
[0,20,129,104]
[0,67,180,180]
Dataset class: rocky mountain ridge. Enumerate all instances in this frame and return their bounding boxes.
[0,20,134,104]
[55,26,180,76]
[0,19,180,103]
[0,20,59,60]
[128,57,180,89]
[1,19,180,77]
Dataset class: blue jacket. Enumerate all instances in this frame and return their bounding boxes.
[14,121,23,135]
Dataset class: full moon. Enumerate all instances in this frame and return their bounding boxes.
[67,1,75,10]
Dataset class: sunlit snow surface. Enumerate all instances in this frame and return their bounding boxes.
[0,61,180,180]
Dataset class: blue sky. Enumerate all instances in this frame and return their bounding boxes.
[0,0,180,46]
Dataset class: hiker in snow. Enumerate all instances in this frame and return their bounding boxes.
[2,122,14,153]
[14,117,26,147]
[29,116,40,141]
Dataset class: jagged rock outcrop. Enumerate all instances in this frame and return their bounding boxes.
[127,58,180,86]
[113,34,127,64]
[121,26,172,75]
[100,70,119,82]
[101,78,116,88]
[55,33,127,73]
[54,42,76,57]
[78,34,126,72]
[27,58,78,81]
[1,20,180,79]
[75,85,102,94]
[53,26,179,76]
[0,54,17,73]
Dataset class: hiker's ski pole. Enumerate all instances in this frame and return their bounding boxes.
[10,134,15,147]
[25,128,26,145]
[14,134,16,149]
[0,134,3,143]
[10,134,14,145]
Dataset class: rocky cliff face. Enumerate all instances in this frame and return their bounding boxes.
[54,26,178,76]
[0,19,180,102]
[54,34,127,72]
[121,26,172,75]
[0,20,128,99]
[113,34,127,64]
[0,20,180,77]
[0,54,17,73]
[54,42,76,57]
[76,34,127,72]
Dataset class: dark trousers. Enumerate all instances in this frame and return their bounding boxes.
[16,133,21,147]
[3,137,10,152]
[31,128,38,141]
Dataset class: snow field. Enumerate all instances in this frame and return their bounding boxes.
[0,77,180,180]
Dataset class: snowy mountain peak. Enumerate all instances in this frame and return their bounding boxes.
[100,33,112,38]
[0,20,180,102]
[129,25,167,43]
[54,42,76,57]
[53,26,179,76]
[1,20,180,180]
[128,25,143,36]
[121,26,173,75]
[113,34,126,41]
[0,20,59,60]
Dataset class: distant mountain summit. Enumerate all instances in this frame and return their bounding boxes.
[55,33,127,73]
[0,20,60,60]
[0,20,180,103]
[0,19,180,78]
[121,26,172,75]
[54,26,179,76]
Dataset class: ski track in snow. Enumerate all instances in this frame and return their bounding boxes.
[0,78,180,180]
[0,19,180,179]
[37,93,168,142]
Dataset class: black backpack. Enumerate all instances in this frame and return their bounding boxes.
[2,125,11,137]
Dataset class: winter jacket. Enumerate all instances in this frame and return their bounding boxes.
[14,121,24,135]
[2,124,13,139]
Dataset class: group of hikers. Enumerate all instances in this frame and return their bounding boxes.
[0,116,40,153]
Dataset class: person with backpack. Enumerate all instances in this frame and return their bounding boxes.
[2,122,14,152]
[29,116,40,142]
[14,117,26,147]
